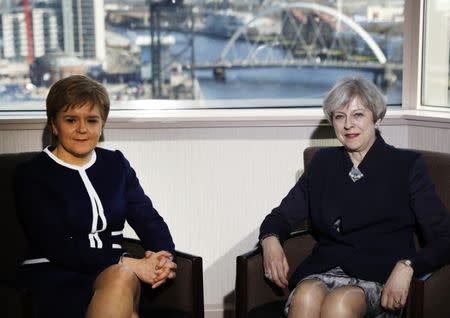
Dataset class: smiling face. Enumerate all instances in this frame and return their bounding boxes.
[51,103,103,166]
[332,98,377,163]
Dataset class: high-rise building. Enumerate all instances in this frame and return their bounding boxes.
[0,0,105,61]
[0,7,61,60]
[32,8,61,58]
[1,11,27,60]
[62,0,105,60]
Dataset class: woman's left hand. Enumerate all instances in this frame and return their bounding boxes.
[121,250,177,288]
[381,261,414,311]
[145,251,177,289]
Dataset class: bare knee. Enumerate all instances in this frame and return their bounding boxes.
[130,311,139,318]
[288,280,328,316]
[321,286,367,318]
[93,264,140,294]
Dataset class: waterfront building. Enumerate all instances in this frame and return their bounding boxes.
[203,9,253,37]
[0,3,60,60]
[0,11,27,60]
[61,0,106,60]
[31,8,61,58]
[0,0,107,83]
[30,52,86,86]
[0,5,60,61]
[367,5,404,22]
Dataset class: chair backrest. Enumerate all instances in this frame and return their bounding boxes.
[0,152,39,284]
[304,146,450,214]
[0,152,39,318]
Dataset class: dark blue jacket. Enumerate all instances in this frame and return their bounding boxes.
[15,147,175,275]
[260,136,450,289]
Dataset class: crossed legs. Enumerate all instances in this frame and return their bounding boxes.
[85,264,141,318]
[288,279,367,318]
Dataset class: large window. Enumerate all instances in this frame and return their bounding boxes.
[421,0,450,108]
[0,0,404,110]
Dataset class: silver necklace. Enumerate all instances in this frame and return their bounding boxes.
[349,166,364,182]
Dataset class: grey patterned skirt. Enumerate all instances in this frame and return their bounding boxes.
[284,267,401,318]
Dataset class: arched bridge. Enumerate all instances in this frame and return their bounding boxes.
[191,2,400,84]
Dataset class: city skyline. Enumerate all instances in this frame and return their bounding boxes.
[0,0,105,61]
[0,0,406,104]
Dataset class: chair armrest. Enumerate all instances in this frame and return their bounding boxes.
[406,264,450,318]
[122,238,204,318]
[418,272,433,281]
[235,230,316,318]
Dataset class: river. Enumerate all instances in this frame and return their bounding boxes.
[166,31,402,105]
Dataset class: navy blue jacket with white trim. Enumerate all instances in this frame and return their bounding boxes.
[260,136,450,289]
[15,147,175,274]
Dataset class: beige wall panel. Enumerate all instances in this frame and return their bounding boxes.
[408,126,450,153]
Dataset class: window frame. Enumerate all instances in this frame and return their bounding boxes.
[419,0,450,109]
[404,0,450,111]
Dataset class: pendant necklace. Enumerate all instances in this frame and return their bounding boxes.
[349,166,364,182]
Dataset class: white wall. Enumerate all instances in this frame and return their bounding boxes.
[408,126,450,152]
[0,114,449,317]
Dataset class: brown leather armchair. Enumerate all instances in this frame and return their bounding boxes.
[235,147,450,318]
[0,151,204,318]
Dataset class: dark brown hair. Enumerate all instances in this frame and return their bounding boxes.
[46,75,110,145]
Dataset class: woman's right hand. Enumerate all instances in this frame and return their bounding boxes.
[261,236,289,289]
[144,250,177,288]
[121,250,176,288]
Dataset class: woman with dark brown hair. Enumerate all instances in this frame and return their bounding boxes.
[15,75,177,318]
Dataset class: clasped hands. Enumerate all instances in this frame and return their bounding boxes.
[121,250,177,289]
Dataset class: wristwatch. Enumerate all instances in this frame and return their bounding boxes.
[399,259,413,269]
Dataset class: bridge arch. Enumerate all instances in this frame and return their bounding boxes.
[220,2,387,65]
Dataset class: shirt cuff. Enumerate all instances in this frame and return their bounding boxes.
[259,233,280,246]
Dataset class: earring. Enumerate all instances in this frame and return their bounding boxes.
[375,122,380,129]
